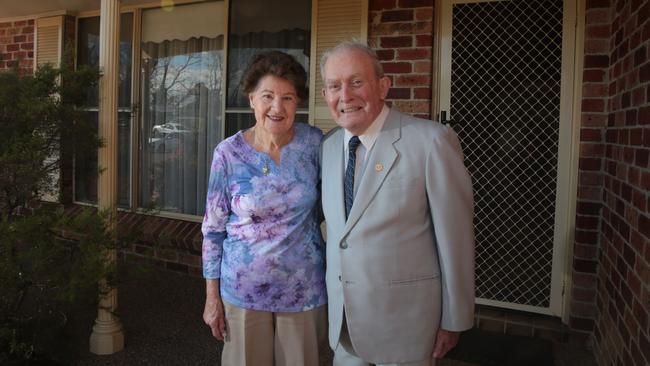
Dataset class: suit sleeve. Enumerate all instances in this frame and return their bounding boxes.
[425,126,475,331]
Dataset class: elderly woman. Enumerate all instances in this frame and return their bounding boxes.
[202,51,326,366]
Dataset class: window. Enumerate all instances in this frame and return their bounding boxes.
[225,0,311,136]
[139,1,225,215]
[75,13,133,207]
[74,0,312,218]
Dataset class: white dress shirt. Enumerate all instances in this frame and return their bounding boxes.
[343,105,389,196]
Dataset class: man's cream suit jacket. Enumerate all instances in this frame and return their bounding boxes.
[321,109,475,364]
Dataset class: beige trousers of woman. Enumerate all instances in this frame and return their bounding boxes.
[222,301,326,366]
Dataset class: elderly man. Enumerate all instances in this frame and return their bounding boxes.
[320,41,475,366]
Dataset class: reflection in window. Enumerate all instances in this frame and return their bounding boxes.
[74,14,132,206]
[225,0,311,135]
[139,2,224,216]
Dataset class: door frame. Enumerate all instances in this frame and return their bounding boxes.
[433,0,586,320]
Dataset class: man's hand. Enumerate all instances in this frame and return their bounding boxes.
[432,329,460,359]
[203,280,226,340]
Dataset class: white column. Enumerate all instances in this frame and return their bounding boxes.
[89,0,124,355]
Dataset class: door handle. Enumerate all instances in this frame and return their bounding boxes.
[439,110,455,126]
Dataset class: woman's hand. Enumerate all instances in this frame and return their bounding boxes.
[203,279,227,340]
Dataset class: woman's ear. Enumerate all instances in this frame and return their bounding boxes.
[249,94,254,109]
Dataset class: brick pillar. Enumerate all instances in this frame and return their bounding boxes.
[570,1,612,334]
[368,0,434,119]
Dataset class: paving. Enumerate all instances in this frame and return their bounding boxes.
[68,268,595,366]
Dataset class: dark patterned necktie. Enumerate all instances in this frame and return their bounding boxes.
[345,136,361,219]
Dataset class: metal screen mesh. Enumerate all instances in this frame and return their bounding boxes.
[451,0,563,307]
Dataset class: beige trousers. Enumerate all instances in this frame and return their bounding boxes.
[222,301,326,366]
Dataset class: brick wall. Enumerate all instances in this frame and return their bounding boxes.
[570,1,611,334]
[590,1,650,365]
[0,19,34,75]
[368,0,434,119]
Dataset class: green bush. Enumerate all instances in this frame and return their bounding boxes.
[0,63,120,364]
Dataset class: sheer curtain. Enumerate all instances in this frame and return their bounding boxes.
[140,36,223,215]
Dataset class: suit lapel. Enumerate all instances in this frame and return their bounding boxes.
[343,110,402,237]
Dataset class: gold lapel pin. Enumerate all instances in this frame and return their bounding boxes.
[375,163,383,172]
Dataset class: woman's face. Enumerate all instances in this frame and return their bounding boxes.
[249,75,299,137]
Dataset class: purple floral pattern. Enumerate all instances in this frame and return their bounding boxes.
[201,124,326,312]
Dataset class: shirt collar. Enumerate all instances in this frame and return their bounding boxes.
[343,105,389,152]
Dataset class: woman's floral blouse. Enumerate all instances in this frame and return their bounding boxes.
[202,123,326,312]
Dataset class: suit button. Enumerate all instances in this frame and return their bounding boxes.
[338,275,342,281]
[340,242,348,249]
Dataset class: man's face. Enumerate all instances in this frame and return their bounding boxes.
[322,49,391,135]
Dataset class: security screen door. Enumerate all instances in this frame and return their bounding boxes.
[438,0,578,315]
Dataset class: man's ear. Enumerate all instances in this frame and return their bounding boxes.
[379,76,391,99]
[321,88,326,98]
[249,94,254,109]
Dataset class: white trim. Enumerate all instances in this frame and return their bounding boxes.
[308,0,318,126]
[477,298,554,316]
[561,0,586,325]
[549,0,580,318]
[436,0,452,117]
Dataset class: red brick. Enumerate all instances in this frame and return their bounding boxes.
[585,54,610,68]
[382,61,412,73]
[640,63,650,82]
[585,39,610,53]
[370,0,397,10]
[634,45,647,66]
[397,48,430,60]
[395,74,430,87]
[577,201,602,215]
[398,0,432,8]
[581,143,605,157]
[414,8,432,21]
[387,87,410,99]
[582,98,606,112]
[413,87,430,99]
[571,287,596,302]
[581,128,603,142]
[413,60,430,73]
[582,113,608,127]
[576,214,601,229]
[381,9,413,22]
[632,86,646,107]
[6,44,18,52]
[415,34,432,47]
[579,185,602,200]
[583,83,609,97]
[376,49,395,61]
[21,26,33,34]
[13,35,25,43]
[587,24,612,38]
[576,229,600,245]
[580,157,603,171]
[636,148,649,168]
[380,36,412,48]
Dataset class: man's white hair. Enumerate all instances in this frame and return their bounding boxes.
[319,40,385,81]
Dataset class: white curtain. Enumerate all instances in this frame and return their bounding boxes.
[140,36,223,215]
